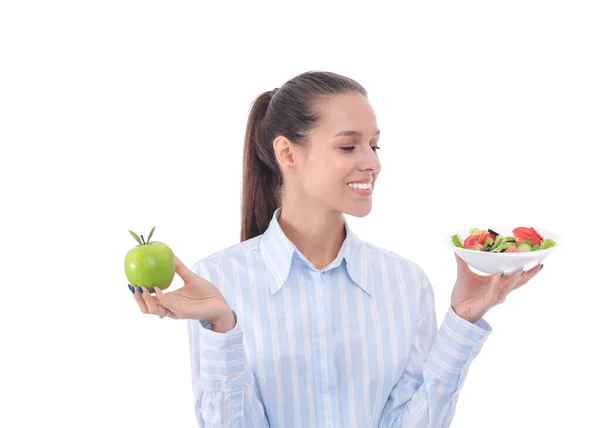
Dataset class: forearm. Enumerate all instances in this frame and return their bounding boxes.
[380,306,491,428]
[188,313,268,427]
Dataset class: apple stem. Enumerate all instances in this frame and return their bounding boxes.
[141,235,146,245]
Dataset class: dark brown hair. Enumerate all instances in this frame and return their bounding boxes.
[240,70,367,242]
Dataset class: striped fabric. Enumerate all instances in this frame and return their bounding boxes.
[187,207,491,427]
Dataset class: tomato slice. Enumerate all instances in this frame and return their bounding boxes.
[505,246,519,253]
[464,234,485,250]
[464,235,477,249]
[476,230,492,246]
[513,227,534,244]
[529,227,543,246]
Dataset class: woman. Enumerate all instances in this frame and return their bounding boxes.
[129,71,544,427]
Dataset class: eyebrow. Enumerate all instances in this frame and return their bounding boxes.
[333,129,381,138]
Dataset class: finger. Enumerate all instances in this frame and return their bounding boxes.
[132,285,149,314]
[174,255,196,283]
[513,264,543,291]
[455,252,471,274]
[154,287,181,319]
[501,269,527,299]
[146,288,176,319]
[138,285,161,315]
[487,271,506,303]
[155,302,174,319]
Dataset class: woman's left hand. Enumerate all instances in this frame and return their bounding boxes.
[450,252,544,324]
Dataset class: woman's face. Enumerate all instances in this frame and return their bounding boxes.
[291,92,382,218]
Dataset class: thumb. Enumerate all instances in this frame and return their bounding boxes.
[455,252,470,273]
[174,255,195,282]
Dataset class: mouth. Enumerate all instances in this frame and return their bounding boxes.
[347,182,373,195]
[347,181,373,189]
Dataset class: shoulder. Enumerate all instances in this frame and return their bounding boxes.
[362,239,425,274]
[189,235,262,282]
[360,238,430,294]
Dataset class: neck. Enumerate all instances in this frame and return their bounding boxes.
[278,202,346,270]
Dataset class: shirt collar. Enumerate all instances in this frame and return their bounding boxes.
[259,207,372,297]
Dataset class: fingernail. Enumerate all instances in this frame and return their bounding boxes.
[128,284,134,294]
[138,286,143,294]
[520,271,525,277]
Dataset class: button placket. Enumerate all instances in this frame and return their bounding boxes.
[311,270,325,289]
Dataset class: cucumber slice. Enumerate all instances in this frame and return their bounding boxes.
[482,237,494,251]
[491,235,505,250]
[504,236,516,243]
[451,234,464,248]
[517,240,534,252]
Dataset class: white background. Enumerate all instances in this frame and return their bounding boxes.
[1,1,598,427]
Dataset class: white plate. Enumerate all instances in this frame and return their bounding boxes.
[446,226,562,275]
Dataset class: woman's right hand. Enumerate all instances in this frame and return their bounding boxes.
[131,256,235,331]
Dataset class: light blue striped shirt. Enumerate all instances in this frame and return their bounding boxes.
[187,207,492,427]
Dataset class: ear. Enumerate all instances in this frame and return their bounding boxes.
[273,136,301,171]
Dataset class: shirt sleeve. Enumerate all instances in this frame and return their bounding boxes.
[187,261,269,428]
[378,265,492,428]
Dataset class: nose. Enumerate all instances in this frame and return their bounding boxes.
[359,146,381,174]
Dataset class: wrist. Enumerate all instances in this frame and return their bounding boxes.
[452,305,482,324]
[211,310,236,333]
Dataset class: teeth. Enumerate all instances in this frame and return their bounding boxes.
[347,182,372,190]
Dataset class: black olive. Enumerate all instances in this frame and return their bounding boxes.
[488,229,499,236]
[500,248,506,252]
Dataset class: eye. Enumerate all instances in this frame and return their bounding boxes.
[340,145,381,152]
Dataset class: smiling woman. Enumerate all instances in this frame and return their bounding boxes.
[146,70,499,428]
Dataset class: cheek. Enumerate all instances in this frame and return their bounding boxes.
[317,164,349,192]
[304,154,350,192]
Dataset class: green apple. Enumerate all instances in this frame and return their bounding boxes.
[124,226,175,292]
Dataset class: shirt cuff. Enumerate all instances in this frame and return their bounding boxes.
[425,306,492,385]
[197,310,249,390]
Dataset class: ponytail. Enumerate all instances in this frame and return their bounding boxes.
[240,89,282,242]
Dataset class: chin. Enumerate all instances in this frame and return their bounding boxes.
[344,204,373,218]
